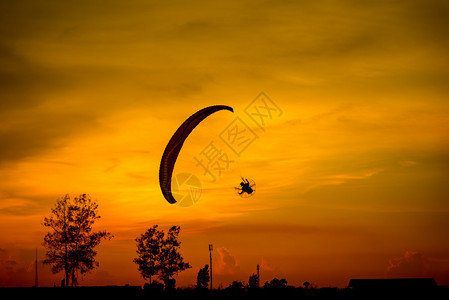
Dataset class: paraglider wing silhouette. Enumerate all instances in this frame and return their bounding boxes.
[159,105,234,204]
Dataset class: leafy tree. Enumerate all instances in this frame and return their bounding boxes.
[248,273,260,289]
[303,281,310,289]
[196,264,210,289]
[263,277,288,289]
[134,225,191,289]
[158,226,191,289]
[133,225,164,284]
[42,194,112,287]
[226,280,246,290]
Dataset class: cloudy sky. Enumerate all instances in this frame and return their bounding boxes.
[1,0,448,288]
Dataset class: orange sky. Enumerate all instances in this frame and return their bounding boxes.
[1,0,449,288]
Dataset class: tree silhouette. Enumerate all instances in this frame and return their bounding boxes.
[226,281,246,290]
[248,273,260,289]
[134,225,191,289]
[133,225,164,284]
[42,194,112,287]
[303,281,310,289]
[158,226,191,289]
[263,277,288,289]
[196,264,210,289]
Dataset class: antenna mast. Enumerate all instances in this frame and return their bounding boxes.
[209,244,213,290]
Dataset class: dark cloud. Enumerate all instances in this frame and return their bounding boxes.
[1,0,447,105]
[0,44,67,112]
[216,247,239,275]
[387,251,430,277]
[387,251,449,284]
[0,110,99,166]
[0,248,33,287]
[0,188,71,217]
[0,42,104,167]
[406,0,449,46]
[0,49,211,168]
[0,199,47,217]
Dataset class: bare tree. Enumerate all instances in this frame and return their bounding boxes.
[42,194,112,286]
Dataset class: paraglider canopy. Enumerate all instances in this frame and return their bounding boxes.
[159,105,234,204]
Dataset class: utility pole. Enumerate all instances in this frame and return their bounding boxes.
[209,244,213,290]
[34,248,38,287]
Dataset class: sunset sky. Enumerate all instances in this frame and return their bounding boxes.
[1,0,449,288]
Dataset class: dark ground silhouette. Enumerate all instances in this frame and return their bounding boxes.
[1,283,448,300]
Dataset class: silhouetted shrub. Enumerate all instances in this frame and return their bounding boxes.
[226,280,246,290]
[263,277,288,289]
